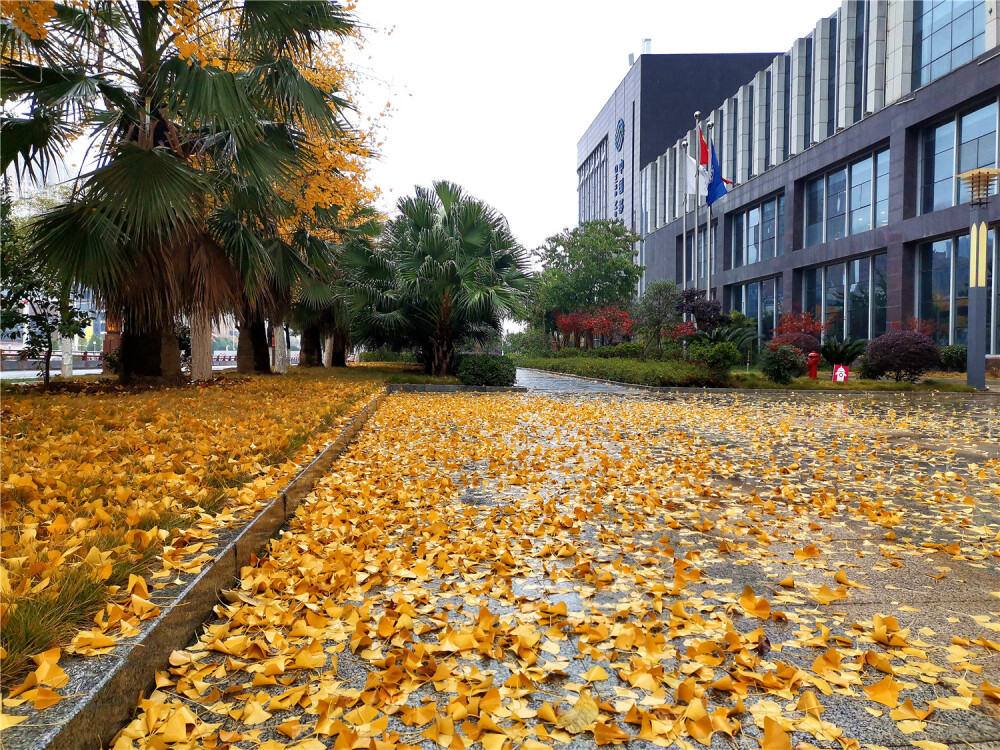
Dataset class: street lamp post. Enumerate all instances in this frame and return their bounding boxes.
[957,167,999,390]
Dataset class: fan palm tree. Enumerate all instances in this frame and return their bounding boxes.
[285,206,381,368]
[348,181,531,376]
[1,1,355,381]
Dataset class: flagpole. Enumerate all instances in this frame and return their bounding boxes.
[681,138,688,296]
[706,120,714,299]
[693,111,700,291]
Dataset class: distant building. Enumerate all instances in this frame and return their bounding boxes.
[580,0,1000,355]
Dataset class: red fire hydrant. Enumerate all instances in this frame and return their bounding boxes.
[807,351,821,379]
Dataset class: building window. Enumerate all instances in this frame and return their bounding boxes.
[921,100,999,213]
[802,253,888,341]
[726,276,783,340]
[847,258,870,340]
[912,0,987,89]
[916,231,997,348]
[958,101,998,202]
[804,148,889,247]
[825,168,847,242]
[805,178,824,247]
[849,157,873,235]
[578,137,608,223]
[921,120,956,213]
[732,195,784,269]
[874,151,889,227]
[747,206,760,265]
[825,262,845,339]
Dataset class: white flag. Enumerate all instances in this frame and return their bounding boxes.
[686,154,708,198]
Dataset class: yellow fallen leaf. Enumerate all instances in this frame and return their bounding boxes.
[556,690,599,734]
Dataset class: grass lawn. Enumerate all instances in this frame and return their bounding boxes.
[0,366,393,685]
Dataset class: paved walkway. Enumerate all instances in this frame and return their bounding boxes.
[516,367,644,395]
[113,388,1000,750]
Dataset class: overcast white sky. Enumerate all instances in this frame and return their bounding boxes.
[344,0,840,253]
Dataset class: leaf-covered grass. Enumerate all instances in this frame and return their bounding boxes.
[0,367,387,686]
[519,358,979,392]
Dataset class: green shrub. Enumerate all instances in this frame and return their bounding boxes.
[553,347,585,358]
[759,345,806,384]
[689,342,740,373]
[593,342,644,359]
[940,344,967,372]
[864,330,941,382]
[518,356,729,387]
[858,355,880,380]
[821,338,868,366]
[456,355,516,386]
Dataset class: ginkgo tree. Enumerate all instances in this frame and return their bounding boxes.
[1,0,378,381]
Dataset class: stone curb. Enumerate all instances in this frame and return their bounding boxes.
[6,391,386,750]
[517,367,1000,398]
[385,384,527,393]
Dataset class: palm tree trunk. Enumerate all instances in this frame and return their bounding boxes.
[60,335,74,378]
[190,311,213,381]
[429,338,455,377]
[120,325,181,382]
[251,319,270,373]
[236,321,254,374]
[322,335,334,367]
[274,324,289,374]
[237,311,271,374]
[300,325,322,366]
[330,330,348,367]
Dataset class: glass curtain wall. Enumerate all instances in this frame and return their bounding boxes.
[727,276,783,339]
[921,99,998,213]
[912,1,987,88]
[916,231,997,349]
[732,195,784,268]
[802,254,889,341]
[804,149,889,247]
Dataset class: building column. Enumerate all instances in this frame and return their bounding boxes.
[812,15,836,144]
[986,1,999,52]
[885,0,915,104]
[769,55,787,168]
[753,70,769,175]
[788,38,811,155]
[655,154,666,228]
[866,0,888,114]
[723,96,738,183]
[836,0,857,130]
[737,84,752,183]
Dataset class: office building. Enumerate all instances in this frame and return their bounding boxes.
[580,1,1000,353]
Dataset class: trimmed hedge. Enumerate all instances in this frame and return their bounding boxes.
[518,357,730,387]
[358,349,419,363]
[592,342,645,359]
[941,344,967,372]
[456,355,517,386]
